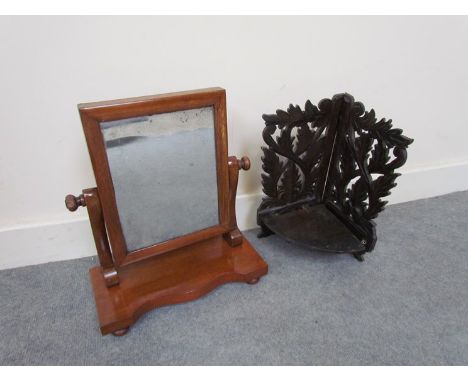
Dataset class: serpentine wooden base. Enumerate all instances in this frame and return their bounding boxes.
[89,234,268,336]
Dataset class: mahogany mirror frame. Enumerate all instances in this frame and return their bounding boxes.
[66,87,268,336]
[78,88,230,269]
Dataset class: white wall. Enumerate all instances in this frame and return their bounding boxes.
[1,16,468,269]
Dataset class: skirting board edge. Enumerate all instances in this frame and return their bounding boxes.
[1,161,468,270]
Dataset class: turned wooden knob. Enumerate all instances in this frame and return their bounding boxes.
[238,156,251,171]
[65,194,86,212]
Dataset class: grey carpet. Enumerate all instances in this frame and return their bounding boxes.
[1,191,467,365]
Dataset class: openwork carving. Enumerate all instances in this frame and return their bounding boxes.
[257,93,413,258]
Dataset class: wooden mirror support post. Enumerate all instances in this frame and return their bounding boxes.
[65,88,268,336]
[257,93,413,261]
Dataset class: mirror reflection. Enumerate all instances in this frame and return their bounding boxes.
[101,107,219,252]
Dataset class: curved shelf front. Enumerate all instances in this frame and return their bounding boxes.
[261,203,365,254]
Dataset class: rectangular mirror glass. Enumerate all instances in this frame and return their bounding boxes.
[100,106,219,252]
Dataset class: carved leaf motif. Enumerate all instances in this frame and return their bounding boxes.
[349,178,368,207]
[358,109,377,129]
[274,109,290,129]
[302,140,322,169]
[370,119,414,148]
[364,173,399,219]
[295,123,313,155]
[276,128,294,153]
[287,104,305,123]
[315,99,332,128]
[260,147,285,199]
[278,162,302,203]
[383,129,413,148]
[304,100,318,121]
[262,114,280,125]
[356,133,373,162]
[259,100,327,208]
[368,141,390,172]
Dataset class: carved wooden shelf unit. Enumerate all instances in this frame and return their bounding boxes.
[257,93,413,261]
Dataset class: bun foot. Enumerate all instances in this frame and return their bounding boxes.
[353,253,364,262]
[112,327,129,336]
[246,277,260,285]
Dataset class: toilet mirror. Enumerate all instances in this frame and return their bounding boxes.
[78,88,230,267]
